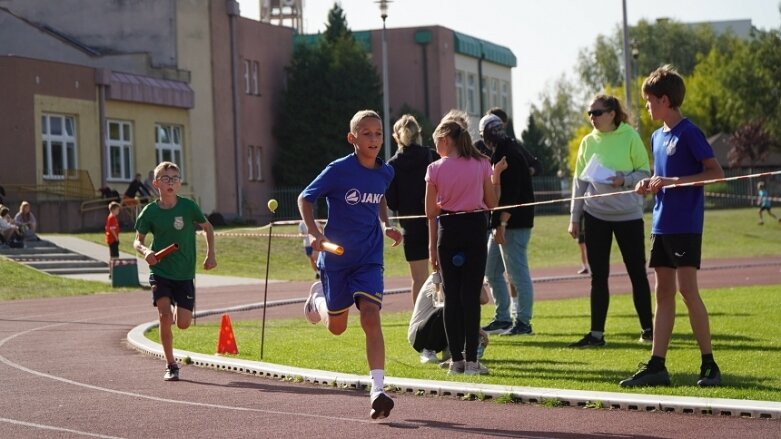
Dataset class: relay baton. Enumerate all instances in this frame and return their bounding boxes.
[321,241,344,256]
[154,243,179,261]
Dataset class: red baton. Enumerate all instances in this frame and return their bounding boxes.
[154,243,179,261]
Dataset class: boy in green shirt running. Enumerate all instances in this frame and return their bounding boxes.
[134,161,217,381]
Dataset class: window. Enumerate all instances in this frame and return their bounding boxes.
[247,146,254,181]
[41,114,77,178]
[455,70,466,111]
[481,77,488,112]
[252,61,259,95]
[247,146,263,181]
[490,78,499,108]
[107,120,133,181]
[501,81,512,115]
[243,59,250,94]
[255,146,263,181]
[466,73,477,115]
[155,124,184,179]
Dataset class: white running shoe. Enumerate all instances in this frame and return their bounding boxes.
[304,281,323,325]
[464,361,490,376]
[370,391,394,420]
[419,349,438,364]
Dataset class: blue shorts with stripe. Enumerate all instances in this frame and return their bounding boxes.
[320,264,384,314]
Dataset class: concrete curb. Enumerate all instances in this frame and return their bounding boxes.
[126,298,781,420]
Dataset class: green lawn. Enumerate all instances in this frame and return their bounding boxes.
[74,207,781,281]
[0,258,134,300]
[152,284,781,402]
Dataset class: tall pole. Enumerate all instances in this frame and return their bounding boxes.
[622,0,632,113]
[379,1,391,162]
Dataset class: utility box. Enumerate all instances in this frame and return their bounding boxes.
[110,258,140,288]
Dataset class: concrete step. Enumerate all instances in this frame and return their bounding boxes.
[26,260,108,270]
[0,246,63,256]
[44,266,110,275]
[7,253,93,262]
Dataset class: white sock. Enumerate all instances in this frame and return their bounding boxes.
[314,294,328,324]
[370,369,384,394]
[590,331,604,339]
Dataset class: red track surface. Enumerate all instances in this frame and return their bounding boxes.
[1,257,779,438]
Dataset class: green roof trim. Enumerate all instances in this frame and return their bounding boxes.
[453,31,517,68]
[293,31,372,52]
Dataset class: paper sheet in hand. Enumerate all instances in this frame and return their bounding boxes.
[580,155,615,184]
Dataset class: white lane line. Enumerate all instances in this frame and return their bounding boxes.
[0,417,126,439]
[0,319,376,425]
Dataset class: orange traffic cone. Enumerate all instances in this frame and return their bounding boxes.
[216,313,239,355]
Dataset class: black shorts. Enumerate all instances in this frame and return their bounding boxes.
[109,241,119,258]
[649,234,702,269]
[400,218,429,262]
[150,274,196,311]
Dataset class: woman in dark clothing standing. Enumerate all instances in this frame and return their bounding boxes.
[386,114,438,304]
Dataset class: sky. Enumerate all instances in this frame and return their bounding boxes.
[238,0,780,129]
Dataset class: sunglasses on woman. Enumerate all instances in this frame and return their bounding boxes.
[587,109,611,117]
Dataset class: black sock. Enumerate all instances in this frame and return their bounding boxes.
[701,353,715,366]
[648,355,666,371]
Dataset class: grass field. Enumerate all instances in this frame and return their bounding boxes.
[150,284,781,402]
[0,258,132,300]
[73,208,781,281]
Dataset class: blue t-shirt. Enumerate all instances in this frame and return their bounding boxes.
[301,153,394,270]
[651,118,715,235]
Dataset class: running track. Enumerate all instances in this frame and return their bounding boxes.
[1,258,779,438]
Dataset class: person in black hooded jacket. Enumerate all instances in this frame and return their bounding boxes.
[386,114,439,304]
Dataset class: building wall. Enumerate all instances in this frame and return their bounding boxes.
[0,0,178,68]
[176,0,217,214]
[237,18,294,219]
[209,0,238,216]
[0,57,96,187]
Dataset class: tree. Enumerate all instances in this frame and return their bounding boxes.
[273,3,382,186]
[530,75,583,175]
[728,120,778,167]
[519,114,557,176]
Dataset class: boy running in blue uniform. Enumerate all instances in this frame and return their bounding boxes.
[623,65,724,387]
[298,110,403,419]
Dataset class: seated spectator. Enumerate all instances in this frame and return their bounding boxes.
[123,173,152,206]
[0,205,22,245]
[14,201,39,241]
[409,274,491,364]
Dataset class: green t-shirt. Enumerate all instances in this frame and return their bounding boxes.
[135,196,207,280]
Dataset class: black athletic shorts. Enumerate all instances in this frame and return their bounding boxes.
[400,218,429,262]
[150,274,196,311]
[649,234,702,269]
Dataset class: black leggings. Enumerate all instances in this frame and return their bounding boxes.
[438,212,488,362]
[584,212,653,332]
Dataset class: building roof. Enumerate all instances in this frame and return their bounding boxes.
[109,71,193,109]
[708,132,781,168]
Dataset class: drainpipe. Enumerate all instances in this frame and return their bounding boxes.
[227,0,243,217]
[95,68,111,188]
[414,30,432,120]
[477,53,485,115]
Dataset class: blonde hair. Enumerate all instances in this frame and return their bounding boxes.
[153,161,180,179]
[433,109,483,160]
[392,114,422,149]
[349,110,382,134]
[19,201,30,212]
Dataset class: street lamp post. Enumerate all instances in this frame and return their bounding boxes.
[377,0,392,162]
[631,43,640,129]
[621,0,632,115]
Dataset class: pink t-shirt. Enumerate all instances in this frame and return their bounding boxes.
[425,155,492,212]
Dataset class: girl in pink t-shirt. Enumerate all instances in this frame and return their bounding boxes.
[424,110,504,376]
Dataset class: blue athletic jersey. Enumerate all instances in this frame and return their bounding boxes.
[301,153,394,270]
[650,118,715,234]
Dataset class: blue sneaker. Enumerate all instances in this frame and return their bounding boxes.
[482,320,512,334]
[500,321,533,336]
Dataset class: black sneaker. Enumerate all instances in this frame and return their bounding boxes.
[370,392,394,420]
[163,364,180,381]
[619,363,670,387]
[697,363,722,387]
[481,320,512,334]
[568,333,605,348]
[639,328,653,343]
[500,321,533,336]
